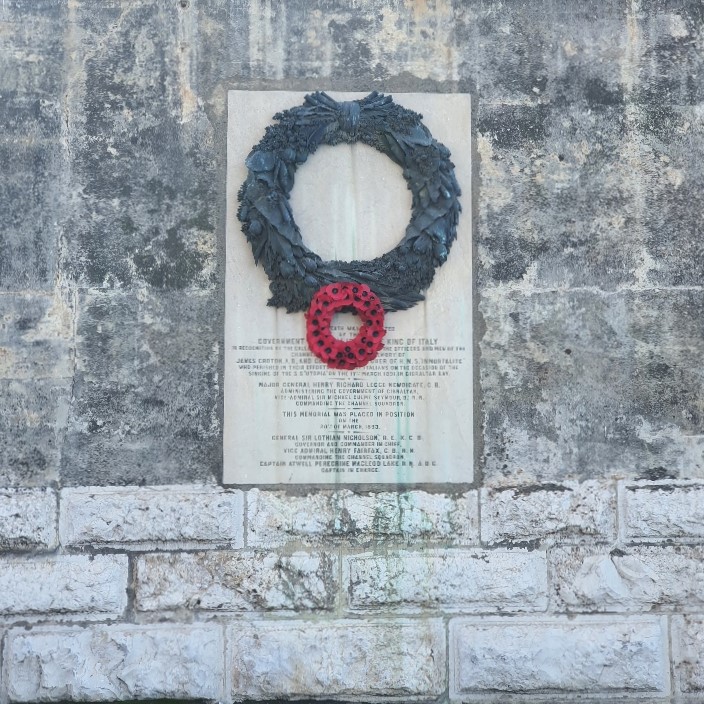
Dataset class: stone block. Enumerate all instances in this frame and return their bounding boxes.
[641,105,704,287]
[620,481,704,542]
[0,3,65,140]
[0,555,127,620]
[550,545,704,612]
[61,290,220,486]
[0,142,63,291]
[65,0,216,290]
[462,4,704,291]
[0,488,57,551]
[481,289,704,483]
[135,550,336,612]
[475,103,643,290]
[0,7,63,286]
[4,623,224,702]
[450,616,670,698]
[0,92,62,142]
[0,293,74,380]
[247,488,478,547]
[672,616,704,693]
[228,619,445,700]
[60,485,243,549]
[0,379,70,487]
[480,481,616,545]
[346,549,547,612]
[456,1,630,103]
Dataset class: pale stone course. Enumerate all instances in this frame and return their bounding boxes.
[449,616,670,698]
[4,623,224,701]
[551,545,704,612]
[672,616,704,693]
[0,488,57,550]
[60,485,243,549]
[346,548,547,612]
[0,554,127,620]
[228,619,445,700]
[247,488,478,547]
[480,481,615,545]
[620,481,704,541]
[135,550,337,612]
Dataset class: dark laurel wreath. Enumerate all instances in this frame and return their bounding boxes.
[237,91,461,313]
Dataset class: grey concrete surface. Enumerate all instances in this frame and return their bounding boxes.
[0,0,702,486]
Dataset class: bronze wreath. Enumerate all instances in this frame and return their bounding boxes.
[237,91,462,313]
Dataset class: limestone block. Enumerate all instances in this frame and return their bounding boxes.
[0,378,69,486]
[247,488,478,547]
[228,619,445,700]
[0,294,74,380]
[480,481,616,545]
[672,616,704,693]
[60,485,243,549]
[0,554,127,619]
[551,545,704,612]
[0,142,63,291]
[5,623,224,702]
[450,616,669,698]
[480,289,704,483]
[135,550,336,612]
[0,1,64,141]
[346,548,547,612]
[620,481,704,541]
[65,1,217,292]
[61,290,220,486]
[0,488,57,550]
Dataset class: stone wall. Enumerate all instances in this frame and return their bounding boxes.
[1,480,704,702]
[1,0,703,702]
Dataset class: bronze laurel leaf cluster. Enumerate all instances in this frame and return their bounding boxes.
[237,91,462,313]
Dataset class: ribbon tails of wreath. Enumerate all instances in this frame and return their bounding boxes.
[237,91,462,313]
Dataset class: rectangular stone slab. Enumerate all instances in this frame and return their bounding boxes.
[225,91,472,484]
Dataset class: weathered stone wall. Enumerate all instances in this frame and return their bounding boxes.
[1,0,703,702]
[1,481,704,701]
[3,0,702,488]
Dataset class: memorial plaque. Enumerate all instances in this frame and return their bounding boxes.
[225,91,472,484]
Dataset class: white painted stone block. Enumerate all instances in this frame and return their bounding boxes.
[449,616,670,698]
[0,554,127,620]
[672,616,704,693]
[135,550,337,612]
[346,548,547,612]
[620,481,704,541]
[0,488,57,550]
[228,619,445,700]
[480,481,615,545]
[4,623,224,702]
[247,488,478,547]
[551,545,704,612]
[60,485,243,549]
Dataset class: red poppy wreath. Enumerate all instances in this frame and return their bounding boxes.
[237,91,461,370]
[306,283,385,369]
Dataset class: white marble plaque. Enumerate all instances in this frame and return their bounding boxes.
[225,91,472,484]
